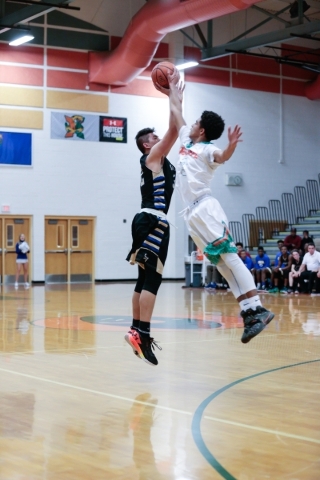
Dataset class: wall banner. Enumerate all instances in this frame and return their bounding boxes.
[99,116,127,143]
[51,112,99,141]
[0,132,32,166]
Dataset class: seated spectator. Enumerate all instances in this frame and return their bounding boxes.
[288,249,302,294]
[300,230,313,255]
[297,243,320,294]
[239,249,255,281]
[274,239,284,266]
[284,227,301,251]
[302,241,312,256]
[235,242,251,258]
[269,245,292,294]
[205,264,217,289]
[205,265,228,290]
[314,237,320,253]
[254,246,271,290]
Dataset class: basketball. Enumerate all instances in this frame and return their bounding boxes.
[151,61,180,89]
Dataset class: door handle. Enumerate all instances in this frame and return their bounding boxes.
[45,250,67,253]
[70,250,92,253]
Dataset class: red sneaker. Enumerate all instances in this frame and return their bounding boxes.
[124,329,141,359]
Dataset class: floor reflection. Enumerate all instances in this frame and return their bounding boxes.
[0,288,32,353]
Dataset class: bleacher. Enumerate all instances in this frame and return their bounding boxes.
[229,176,320,260]
[255,209,320,259]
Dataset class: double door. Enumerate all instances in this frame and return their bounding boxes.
[45,217,95,283]
[0,216,31,284]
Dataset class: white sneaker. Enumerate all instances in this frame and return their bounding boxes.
[256,283,261,290]
[14,282,18,289]
[24,282,30,289]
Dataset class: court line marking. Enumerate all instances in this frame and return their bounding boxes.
[0,332,317,357]
[0,366,191,415]
[0,365,319,447]
[0,339,232,356]
[202,415,320,445]
[192,358,320,480]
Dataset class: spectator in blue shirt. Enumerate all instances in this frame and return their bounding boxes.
[274,239,284,266]
[269,245,293,294]
[239,250,255,281]
[254,247,271,290]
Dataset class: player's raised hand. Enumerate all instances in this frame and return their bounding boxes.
[228,125,243,146]
[168,74,185,102]
[176,81,185,103]
[154,82,170,96]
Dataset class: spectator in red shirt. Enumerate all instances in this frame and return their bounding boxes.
[236,242,252,258]
[284,228,301,251]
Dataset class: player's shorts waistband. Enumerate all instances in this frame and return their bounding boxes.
[189,194,212,209]
[140,208,168,221]
[180,194,212,216]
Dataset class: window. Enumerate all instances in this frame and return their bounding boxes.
[6,224,13,247]
[72,226,79,248]
[57,225,64,248]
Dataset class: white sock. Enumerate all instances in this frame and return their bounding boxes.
[247,295,262,310]
[239,299,251,311]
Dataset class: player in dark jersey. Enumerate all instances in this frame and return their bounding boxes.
[125,90,181,366]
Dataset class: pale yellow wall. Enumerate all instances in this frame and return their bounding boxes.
[47,91,108,113]
[0,109,43,129]
[0,86,43,108]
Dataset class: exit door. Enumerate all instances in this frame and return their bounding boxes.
[0,216,32,284]
[45,217,95,283]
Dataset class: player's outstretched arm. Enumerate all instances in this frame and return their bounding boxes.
[214,125,243,164]
[147,73,181,171]
[155,73,186,132]
[146,113,178,171]
[154,74,185,133]
[167,76,185,132]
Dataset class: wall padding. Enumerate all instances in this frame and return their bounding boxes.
[0,86,43,107]
[0,108,43,129]
[46,91,108,113]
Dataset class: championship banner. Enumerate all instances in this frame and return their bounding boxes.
[51,112,99,141]
[0,132,32,166]
[99,116,127,143]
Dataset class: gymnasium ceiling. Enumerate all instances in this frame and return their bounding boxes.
[0,0,320,74]
[261,0,320,20]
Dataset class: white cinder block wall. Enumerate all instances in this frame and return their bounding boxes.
[1,82,320,281]
[184,83,320,223]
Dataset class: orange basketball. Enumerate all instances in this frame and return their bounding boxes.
[151,61,180,89]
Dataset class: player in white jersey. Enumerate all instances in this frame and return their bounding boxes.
[163,78,274,343]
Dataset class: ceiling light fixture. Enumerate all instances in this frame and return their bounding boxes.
[9,34,34,46]
[176,61,199,70]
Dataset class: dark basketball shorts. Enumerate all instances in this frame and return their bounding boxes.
[126,212,170,275]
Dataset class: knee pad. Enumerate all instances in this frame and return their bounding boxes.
[134,265,162,295]
[143,266,162,295]
[134,266,145,294]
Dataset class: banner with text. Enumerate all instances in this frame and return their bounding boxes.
[99,116,127,143]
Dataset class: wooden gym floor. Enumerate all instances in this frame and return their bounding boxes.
[0,281,319,480]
